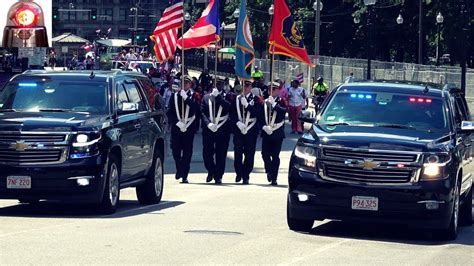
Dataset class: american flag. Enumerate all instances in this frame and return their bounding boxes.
[150,0,184,63]
[297,73,304,84]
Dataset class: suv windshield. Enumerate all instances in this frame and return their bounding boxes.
[0,78,109,114]
[319,88,448,132]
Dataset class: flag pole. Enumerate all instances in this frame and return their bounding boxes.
[181,25,185,119]
[214,38,218,88]
[270,42,275,96]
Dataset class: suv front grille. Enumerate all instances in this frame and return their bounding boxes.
[0,132,69,165]
[0,133,66,143]
[324,164,413,184]
[0,148,64,164]
[323,147,418,163]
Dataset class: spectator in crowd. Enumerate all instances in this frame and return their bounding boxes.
[288,80,305,134]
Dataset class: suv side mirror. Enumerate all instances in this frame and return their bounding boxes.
[460,121,474,132]
[118,102,138,114]
[298,110,316,124]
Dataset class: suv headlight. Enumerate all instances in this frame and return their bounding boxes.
[421,153,451,180]
[294,145,317,168]
[70,132,102,159]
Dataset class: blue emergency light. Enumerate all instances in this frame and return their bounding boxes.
[18,82,37,87]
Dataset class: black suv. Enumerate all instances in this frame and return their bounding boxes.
[0,70,166,213]
[289,81,473,240]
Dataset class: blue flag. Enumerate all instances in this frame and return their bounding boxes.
[235,0,254,79]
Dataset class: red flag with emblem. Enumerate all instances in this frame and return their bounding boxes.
[269,0,313,66]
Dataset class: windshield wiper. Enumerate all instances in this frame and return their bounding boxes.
[321,122,352,127]
[38,108,69,113]
[0,109,17,112]
[375,123,417,130]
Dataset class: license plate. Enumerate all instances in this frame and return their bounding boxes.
[351,196,378,211]
[6,176,31,189]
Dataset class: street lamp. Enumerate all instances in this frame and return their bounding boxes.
[396,13,403,25]
[221,22,226,47]
[233,8,240,19]
[313,0,323,77]
[268,4,274,15]
[363,0,377,80]
[435,12,444,66]
[184,12,191,22]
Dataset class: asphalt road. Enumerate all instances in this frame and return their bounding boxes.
[0,123,473,265]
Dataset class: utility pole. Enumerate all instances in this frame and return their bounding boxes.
[130,6,138,45]
[460,0,469,94]
[418,0,423,65]
[314,0,322,79]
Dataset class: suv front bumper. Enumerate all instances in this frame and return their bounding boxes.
[0,155,107,203]
[288,167,455,229]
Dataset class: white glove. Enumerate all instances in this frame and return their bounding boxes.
[267,96,275,105]
[207,122,218,132]
[180,90,188,101]
[176,121,186,132]
[236,121,246,131]
[211,88,219,97]
[240,96,249,108]
[263,125,273,135]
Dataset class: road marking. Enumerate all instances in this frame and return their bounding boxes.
[282,238,352,265]
[0,201,177,238]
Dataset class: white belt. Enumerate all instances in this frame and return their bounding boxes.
[209,98,229,131]
[236,96,257,134]
[174,93,195,132]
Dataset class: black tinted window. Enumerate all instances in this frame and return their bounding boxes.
[0,79,108,114]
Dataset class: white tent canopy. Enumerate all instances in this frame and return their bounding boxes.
[97,39,131,47]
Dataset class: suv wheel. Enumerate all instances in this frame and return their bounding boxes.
[98,155,120,214]
[437,182,461,241]
[287,196,313,233]
[136,149,163,205]
[459,185,473,226]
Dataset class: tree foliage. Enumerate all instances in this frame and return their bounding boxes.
[188,0,473,66]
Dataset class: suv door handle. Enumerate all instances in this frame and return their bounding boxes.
[134,123,142,129]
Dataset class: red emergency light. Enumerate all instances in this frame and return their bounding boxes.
[14,6,39,28]
[409,97,432,103]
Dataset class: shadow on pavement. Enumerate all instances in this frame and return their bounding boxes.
[0,200,184,219]
[306,220,474,246]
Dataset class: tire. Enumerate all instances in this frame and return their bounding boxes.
[459,185,473,226]
[287,196,313,233]
[136,149,164,205]
[437,181,461,241]
[18,199,39,204]
[98,155,120,214]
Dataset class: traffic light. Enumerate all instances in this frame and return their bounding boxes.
[136,35,140,40]
[91,9,97,20]
[53,8,59,20]
[3,0,48,47]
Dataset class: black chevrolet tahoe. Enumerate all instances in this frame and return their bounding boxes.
[289,81,473,240]
[0,70,166,213]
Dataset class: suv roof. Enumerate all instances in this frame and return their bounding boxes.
[339,81,444,97]
[19,70,148,79]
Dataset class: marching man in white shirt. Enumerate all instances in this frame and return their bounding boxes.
[201,79,232,184]
[166,75,201,183]
[231,80,263,185]
[261,83,288,186]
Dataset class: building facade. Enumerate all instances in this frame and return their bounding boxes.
[52,0,167,43]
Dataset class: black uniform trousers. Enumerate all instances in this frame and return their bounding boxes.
[170,128,195,179]
[233,132,258,180]
[202,127,231,181]
[261,136,284,182]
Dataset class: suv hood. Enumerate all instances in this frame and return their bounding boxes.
[0,112,110,132]
[308,124,452,152]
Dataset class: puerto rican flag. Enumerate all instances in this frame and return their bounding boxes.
[177,0,220,49]
[81,43,95,51]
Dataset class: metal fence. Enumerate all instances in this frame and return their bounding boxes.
[254,56,474,99]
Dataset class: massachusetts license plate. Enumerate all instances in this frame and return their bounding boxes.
[6,176,31,189]
[351,196,378,211]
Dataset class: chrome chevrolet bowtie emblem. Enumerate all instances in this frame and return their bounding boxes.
[358,159,380,170]
[9,141,31,151]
